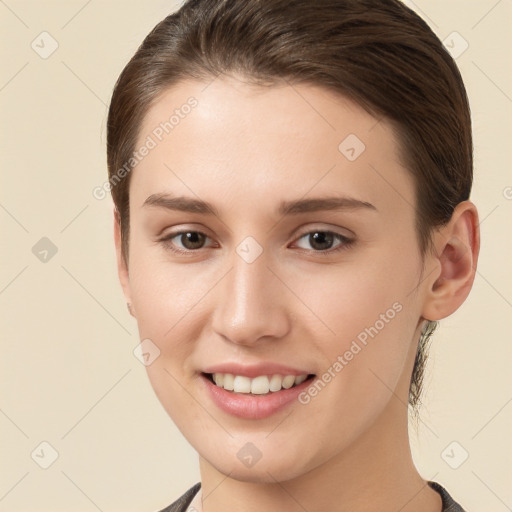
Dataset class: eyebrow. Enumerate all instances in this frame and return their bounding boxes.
[142,193,377,216]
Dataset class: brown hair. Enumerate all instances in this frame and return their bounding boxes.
[106,0,472,409]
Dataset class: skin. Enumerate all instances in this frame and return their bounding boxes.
[114,75,479,512]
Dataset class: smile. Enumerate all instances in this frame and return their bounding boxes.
[206,372,312,394]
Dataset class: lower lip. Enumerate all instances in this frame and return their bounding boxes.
[200,374,314,420]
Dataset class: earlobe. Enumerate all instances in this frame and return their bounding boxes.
[113,209,135,317]
[422,201,480,321]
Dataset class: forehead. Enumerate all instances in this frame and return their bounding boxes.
[131,76,414,217]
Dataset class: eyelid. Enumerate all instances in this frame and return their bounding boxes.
[292,223,355,240]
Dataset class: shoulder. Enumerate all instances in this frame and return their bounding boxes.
[428,481,467,512]
[155,480,464,512]
[155,482,201,512]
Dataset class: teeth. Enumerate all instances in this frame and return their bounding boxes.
[233,375,251,393]
[251,375,270,395]
[269,374,282,392]
[295,374,307,385]
[223,374,234,391]
[281,375,295,389]
[211,373,309,394]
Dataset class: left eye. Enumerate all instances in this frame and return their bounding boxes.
[293,230,351,252]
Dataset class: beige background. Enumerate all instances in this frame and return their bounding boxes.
[0,1,511,511]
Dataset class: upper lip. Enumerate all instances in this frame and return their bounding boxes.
[202,362,313,379]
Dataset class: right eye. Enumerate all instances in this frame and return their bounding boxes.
[160,230,215,254]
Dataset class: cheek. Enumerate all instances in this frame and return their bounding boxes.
[290,273,417,455]
[296,255,416,340]
[297,250,421,392]
[126,251,210,416]
[128,245,210,338]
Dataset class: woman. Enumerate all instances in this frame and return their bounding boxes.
[106,1,479,510]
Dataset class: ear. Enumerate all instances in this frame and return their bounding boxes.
[113,209,135,317]
[421,200,480,321]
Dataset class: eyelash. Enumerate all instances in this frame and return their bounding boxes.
[159,228,354,257]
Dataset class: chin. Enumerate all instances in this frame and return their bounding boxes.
[198,439,319,484]
[213,459,307,484]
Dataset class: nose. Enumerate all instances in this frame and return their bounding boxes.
[210,247,291,347]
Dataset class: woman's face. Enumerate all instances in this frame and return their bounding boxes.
[119,76,430,482]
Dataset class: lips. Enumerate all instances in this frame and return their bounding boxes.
[200,362,316,419]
